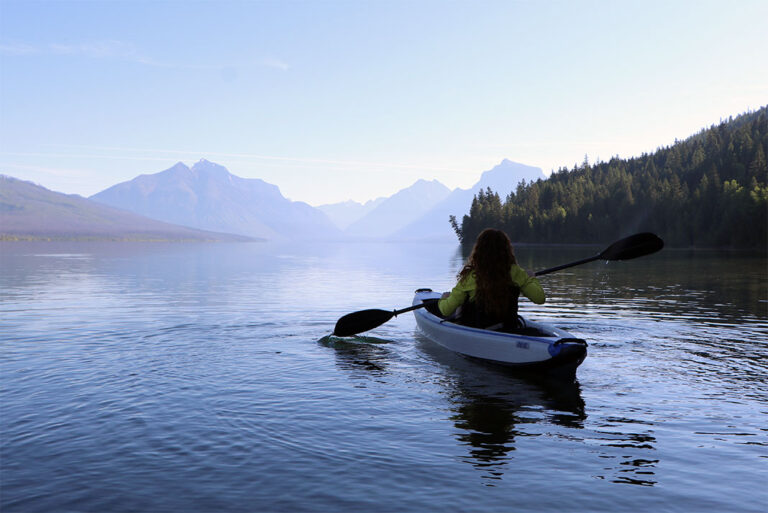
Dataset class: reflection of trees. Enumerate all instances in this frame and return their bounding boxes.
[518,247,767,322]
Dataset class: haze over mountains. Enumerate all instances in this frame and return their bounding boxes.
[316,198,385,231]
[90,160,341,241]
[320,159,545,241]
[1,158,545,242]
[397,160,544,240]
[342,179,451,239]
[0,175,252,242]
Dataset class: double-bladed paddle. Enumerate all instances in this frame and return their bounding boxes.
[332,232,664,337]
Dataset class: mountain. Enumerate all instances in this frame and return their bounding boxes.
[316,197,386,230]
[90,160,341,240]
[343,179,451,239]
[0,175,253,242]
[394,160,545,241]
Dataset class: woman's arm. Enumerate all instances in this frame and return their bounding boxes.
[438,281,470,316]
[511,266,545,304]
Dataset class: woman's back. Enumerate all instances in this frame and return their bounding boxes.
[437,229,545,326]
[458,283,521,329]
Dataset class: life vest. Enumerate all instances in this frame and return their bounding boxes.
[459,285,521,330]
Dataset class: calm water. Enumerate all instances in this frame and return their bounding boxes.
[1,241,766,512]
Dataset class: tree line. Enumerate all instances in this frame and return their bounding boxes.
[450,106,768,249]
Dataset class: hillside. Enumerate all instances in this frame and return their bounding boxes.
[453,107,768,249]
[90,160,341,240]
[0,176,253,242]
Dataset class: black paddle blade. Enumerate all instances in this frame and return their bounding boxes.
[333,309,395,337]
[599,232,664,261]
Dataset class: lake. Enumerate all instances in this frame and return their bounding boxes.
[1,241,766,512]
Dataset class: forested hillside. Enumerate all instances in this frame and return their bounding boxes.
[451,107,768,249]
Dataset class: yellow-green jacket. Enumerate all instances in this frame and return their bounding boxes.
[438,265,546,317]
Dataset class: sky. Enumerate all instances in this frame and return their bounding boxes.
[1,0,766,206]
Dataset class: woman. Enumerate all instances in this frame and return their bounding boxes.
[438,228,545,329]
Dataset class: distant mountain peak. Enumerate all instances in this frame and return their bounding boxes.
[167,161,191,173]
[484,159,539,174]
[89,159,340,240]
[475,160,545,194]
[191,159,231,177]
[343,178,451,237]
[408,178,450,191]
[393,159,544,241]
[153,162,192,180]
[192,158,220,168]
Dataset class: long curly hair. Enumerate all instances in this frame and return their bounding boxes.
[458,228,517,318]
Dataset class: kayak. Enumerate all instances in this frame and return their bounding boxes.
[412,289,587,378]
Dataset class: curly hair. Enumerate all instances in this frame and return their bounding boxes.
[458,228,517,319]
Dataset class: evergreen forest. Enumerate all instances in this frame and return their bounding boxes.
[451,107,768,249]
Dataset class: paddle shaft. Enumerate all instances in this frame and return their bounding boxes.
[534,232,663,276]
[393,302,429,316]
[534,254,600,277]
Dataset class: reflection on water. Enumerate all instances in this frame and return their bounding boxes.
[321,331,669,488]
[590,415,659,487]
[446,369,585,483]
[517,246,767,323]
[2,241,766,513]
[444,365,663,488]
[318,335,392,377]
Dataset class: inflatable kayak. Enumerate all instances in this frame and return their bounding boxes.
[413,289,587,378]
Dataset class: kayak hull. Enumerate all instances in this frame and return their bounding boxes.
[412,289,587,378]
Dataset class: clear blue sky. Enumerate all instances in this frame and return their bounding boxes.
[1,0,766,206]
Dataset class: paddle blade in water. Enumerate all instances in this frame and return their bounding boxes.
[333,309,395,337]
[600,232,664,261]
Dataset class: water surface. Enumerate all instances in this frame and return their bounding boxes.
[1,241,766,512]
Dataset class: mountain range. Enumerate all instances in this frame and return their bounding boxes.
[1,158,545,242]
[341,179,451,239]
[316,198,385,231]
[90,159,341,240]
[319,159,545,241]
[0,175,253,242]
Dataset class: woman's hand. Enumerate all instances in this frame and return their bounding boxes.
[440,292,450,299]
[526,269,536,278]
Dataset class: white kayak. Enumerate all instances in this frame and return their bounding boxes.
[413,289,587,378]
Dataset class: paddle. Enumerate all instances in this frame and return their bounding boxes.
[533,231,664,276]
[332,232,664,337]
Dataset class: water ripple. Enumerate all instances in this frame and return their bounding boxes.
[1,242,766,513]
